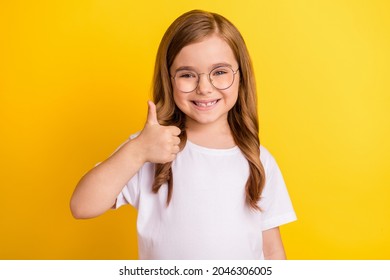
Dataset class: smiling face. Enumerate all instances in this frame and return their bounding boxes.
[170,34,240,131]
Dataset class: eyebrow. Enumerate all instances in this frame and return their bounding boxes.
[174,62,234,72]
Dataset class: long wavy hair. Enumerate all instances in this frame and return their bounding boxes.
[151,10,265,210]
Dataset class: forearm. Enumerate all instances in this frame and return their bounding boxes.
[262,227,287,260]
[70,138,145,219]
[264,247,286,260]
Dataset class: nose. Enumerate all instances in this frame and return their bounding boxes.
[196,73,213,95]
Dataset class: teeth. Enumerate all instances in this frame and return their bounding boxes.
[194,100,217,107]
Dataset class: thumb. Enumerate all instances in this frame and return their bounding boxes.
[146,100,159,125]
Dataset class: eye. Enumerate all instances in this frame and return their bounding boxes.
[176,71,197,79]
[212,67,229,76]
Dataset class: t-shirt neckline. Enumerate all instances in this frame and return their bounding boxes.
[186,139,240,155]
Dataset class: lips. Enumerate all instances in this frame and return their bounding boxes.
[192,99,220,108]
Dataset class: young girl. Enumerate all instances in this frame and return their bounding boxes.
[70,10,296,260]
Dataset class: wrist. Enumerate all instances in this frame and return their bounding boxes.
[125,136,147,166]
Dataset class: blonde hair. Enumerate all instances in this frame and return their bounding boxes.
[152,10,265,210]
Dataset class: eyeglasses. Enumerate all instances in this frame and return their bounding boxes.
[171,66,239,93]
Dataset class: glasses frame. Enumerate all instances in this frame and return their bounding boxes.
[171,66,240,93]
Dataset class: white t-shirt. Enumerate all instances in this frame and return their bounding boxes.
[115,139,297,259]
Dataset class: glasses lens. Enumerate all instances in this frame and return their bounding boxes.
[174,70,198,93]
[210,66,234,90]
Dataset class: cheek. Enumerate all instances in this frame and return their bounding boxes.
[173,91,186,111]
[227,79,240,103]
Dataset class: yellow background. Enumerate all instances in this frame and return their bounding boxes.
[1,0,389,259]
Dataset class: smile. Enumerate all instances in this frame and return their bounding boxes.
[192,99,220,108]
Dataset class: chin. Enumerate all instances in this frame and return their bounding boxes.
[187,114,225,126]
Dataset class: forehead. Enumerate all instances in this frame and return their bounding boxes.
[171,34,237,70]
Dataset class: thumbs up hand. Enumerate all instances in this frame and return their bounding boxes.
[135,101,181,164]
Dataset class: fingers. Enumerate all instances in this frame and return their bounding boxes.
[146,100,159,125]
[166,144,180,163]
[172,136,181,145]
[172,144,180,154]
[170,126,181,136]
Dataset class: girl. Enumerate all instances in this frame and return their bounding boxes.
[70,10,296,260]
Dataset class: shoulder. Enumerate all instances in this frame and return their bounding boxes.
[259,145,286,183]
[259,145,272,160]
[259,145,278,170]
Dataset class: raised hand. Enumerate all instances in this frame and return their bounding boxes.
[135,101,181,164]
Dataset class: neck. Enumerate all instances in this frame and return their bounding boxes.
[185,118,236,149]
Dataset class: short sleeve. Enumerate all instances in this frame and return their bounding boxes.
[259,146,297,231]
[115,171,140,209]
